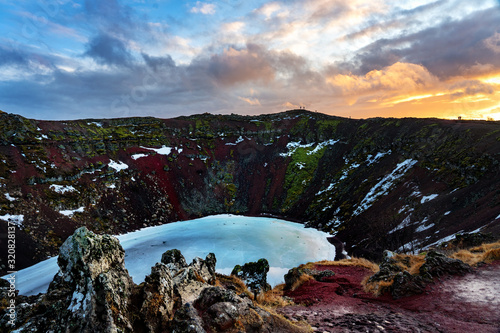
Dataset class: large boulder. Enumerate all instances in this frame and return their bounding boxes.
[284,266,335,290]
[419,250,472,278]
[231,258,271,296]
[163,250,217,304]
[189,286,309,333]
[12,227,134,332]
[390,271,426,300]
[139,263,178,332]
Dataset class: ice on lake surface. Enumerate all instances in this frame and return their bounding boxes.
[7,215,335,295]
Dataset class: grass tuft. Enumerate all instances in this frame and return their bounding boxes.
[256,284,293,307]
[289,274,314,292]
[450,240,500,265]
[315,257,379,273]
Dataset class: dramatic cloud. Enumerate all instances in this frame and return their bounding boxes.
[84,34,133,67]
[1,0,500,120]
[206,44,275,86]
[190,2,216,15]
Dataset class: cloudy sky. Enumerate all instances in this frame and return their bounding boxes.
[0,0,499,120]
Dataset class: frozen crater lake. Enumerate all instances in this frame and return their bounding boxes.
[9,215,335,295]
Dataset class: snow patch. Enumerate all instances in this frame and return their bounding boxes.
[131,153,148,160]
[316,183,335,196]
[416,222,435,233]
[140,145,172,155]
[339,162,360,181]
[353,159,418,216]
[108,160,129,172]
[50,185,77,194]
[225,136,244,146]
[421,194,438,204]
[0,214,24,227]
[4,193,16,201]
[389,215,412,234]
[366,150,391,165]
[280,139,338,157]
[444,211,451,216]
[59,207,85,217]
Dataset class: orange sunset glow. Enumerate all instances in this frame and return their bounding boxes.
[0,1,499,120]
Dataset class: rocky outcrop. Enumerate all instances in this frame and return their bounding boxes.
[231,258,270,296]
[284,266,336,291]
[1,228,308,333]
[366,250,472,299]
[419,250,472,278]
[13,227,134,332]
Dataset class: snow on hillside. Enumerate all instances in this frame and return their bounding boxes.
[140,145,172,155]
[353,159,418,216]
[59,207,85,217]
[0,214,24,227]
[108,160,129,172]
[7,215,335,296]
[49,185,77,194]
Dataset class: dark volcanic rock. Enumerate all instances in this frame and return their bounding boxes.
[1,111,499,276]
[194,286,308,333]
[161,248,188,273]
[231,258,271,295]
[139,263,178,332]
[11,227,134,332]
[366,249,473,299]
[1,229,308,333]
[284,266,336,291]
[419,250,472,278]
[390,271,426,299]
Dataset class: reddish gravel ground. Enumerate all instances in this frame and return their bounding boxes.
[278,261,500,333]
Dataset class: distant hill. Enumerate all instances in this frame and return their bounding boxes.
[0,110,499,273]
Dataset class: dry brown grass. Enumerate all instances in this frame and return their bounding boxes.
[469,240,500,253]
[362,276,394,297]
[451,241,500,266]
[289,274,314,292]
[392,253,426,275]
[480,247,500,262]
[315,257,379,273]
[215,273,253,298]
[256,284,293,307]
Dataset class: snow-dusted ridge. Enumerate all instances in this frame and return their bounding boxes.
[354,159,418,216]
[6,215,335,296]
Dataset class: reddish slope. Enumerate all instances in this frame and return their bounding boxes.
[279,261,500,332]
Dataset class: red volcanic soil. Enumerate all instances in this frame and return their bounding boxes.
[278,262,500,333]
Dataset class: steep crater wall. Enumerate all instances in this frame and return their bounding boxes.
[0,110,499,273]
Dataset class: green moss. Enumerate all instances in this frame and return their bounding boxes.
[282,144,327,210]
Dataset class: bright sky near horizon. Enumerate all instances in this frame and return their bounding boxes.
[0,0,499,120]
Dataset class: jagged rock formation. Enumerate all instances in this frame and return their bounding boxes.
[0,110,499,273]
[1,228,308,332]
[4,227,133,332]
[231,258,270,296]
